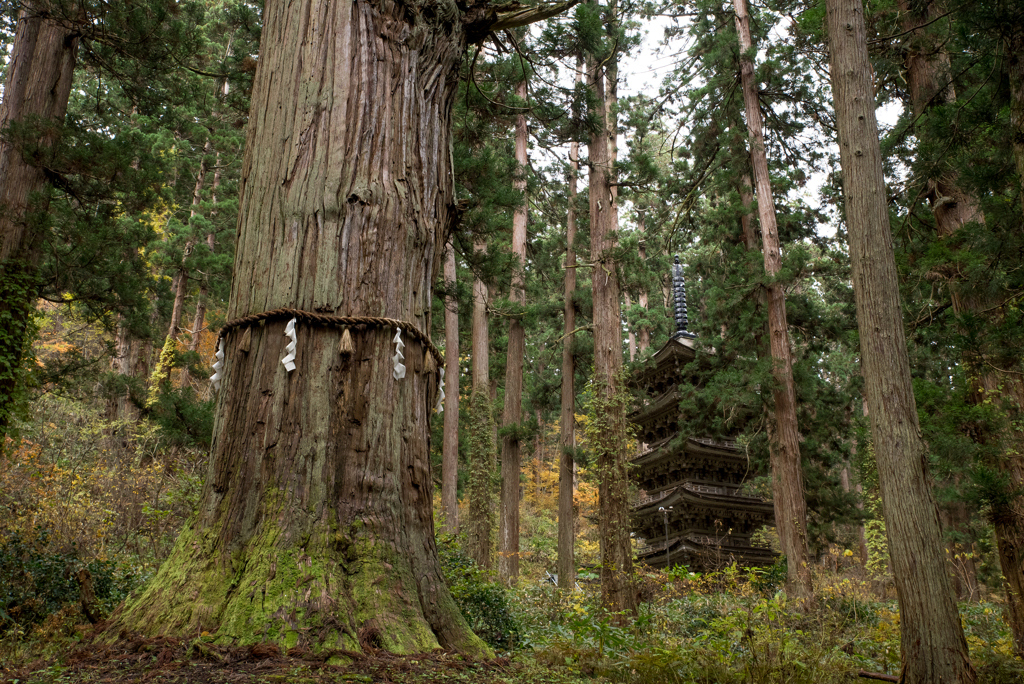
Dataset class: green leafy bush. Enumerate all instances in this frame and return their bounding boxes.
[437,535,520,651]
[0,528,141,633]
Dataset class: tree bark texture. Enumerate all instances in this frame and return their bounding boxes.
[558,108,580,590]
[110,0,488,656]
[1009,22,1024,210]
[498,79,528,584]
[587,37,635,616]
[467,240,496,570]
[825,0,975,680]
[441,241,460,536]
[0,4,78,437]
[734,0,813,605]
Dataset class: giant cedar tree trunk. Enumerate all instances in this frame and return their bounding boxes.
[587,35,635,616]
[825,0,975,680]
[441,241,460,536]
[0,4,78,437]
[734,0,813,605]
[498,79,529,584]
[110,0,489,655]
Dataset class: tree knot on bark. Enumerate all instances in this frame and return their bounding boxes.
[216,307,444,369]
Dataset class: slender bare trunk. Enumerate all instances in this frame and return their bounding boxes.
[734,0,813,604]
[167,144,212,346]
[0,4,78,437]
[558,133,579,587]
[558,62,581,589]
[826,0,975,679]
[441,241,460,536]
[498,80,528,584]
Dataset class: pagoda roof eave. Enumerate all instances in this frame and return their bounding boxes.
[632,436,744,469]
[629,387,681,427]
[633,484,774,517]
[635,535,778,569]
[629,336,698,390]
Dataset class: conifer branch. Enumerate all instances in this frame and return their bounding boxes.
[489,0,582,32]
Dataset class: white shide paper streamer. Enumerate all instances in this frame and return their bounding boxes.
[436,366,445,412]
[392,328,406,380]
[209,339,225,392]
[282,318,298,372]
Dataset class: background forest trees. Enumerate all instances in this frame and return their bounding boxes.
[1,0,1024,676]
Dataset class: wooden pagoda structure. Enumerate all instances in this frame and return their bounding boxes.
[629,257,776,571]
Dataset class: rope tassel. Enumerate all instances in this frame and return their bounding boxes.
[392,328,406,380]
[282,318,298,372]
[209,339,225,392]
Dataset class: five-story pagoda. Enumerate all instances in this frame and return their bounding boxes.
[630,258,776,571]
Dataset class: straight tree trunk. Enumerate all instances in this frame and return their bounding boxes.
[0,4,78,438]
[587,23,635,615]
[166,144,212,347]
[185,70,233,387]
[109,323,142,421]
[734,0,813,605]
[108,0,507,655]
[1009,23,1024,209]
[825,0,976,680]
[441,240,460,536]
[184,154,224,388]
[467,241,496,571]
[498,79,529,584]
[557,71,581,589]
[839,464,870,565]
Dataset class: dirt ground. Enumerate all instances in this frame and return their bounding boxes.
[0,631,552,684]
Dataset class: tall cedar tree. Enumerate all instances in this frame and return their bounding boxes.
[558,60,583,590]
[0,2,79,436]
[733,0,812,603]
[648,0,860,554]
[584,0,635,615]
[825,0,975,680]
[498,74,529,584]
[109,0,574,652]
[441,240,460,535]
[468,237,497,570]
[1,0,204,435]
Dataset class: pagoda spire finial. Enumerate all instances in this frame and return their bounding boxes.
[672,255,697,339]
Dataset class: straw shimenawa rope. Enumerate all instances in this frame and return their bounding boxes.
[216,307,444,369]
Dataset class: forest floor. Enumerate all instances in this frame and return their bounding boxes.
[0,630,584,684]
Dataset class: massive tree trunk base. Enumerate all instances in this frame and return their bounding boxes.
[112,516,486,655]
